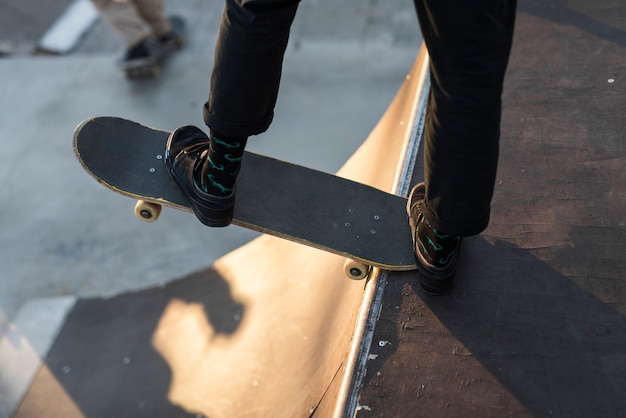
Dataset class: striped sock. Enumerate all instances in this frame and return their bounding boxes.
[416,216,460,268]
[197,133,247,196]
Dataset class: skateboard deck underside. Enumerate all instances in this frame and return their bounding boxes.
[74,117,417,270]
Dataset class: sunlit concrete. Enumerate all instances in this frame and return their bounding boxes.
[148,48,428,418]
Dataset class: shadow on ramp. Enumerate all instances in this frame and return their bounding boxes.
[13,46,429,418]
[357,237,626,416]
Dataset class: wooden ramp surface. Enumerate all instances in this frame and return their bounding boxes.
[13,48,429,417]
[356,0,626,416]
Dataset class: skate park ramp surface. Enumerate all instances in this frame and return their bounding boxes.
[9,49,429,418]
[354,0,626,416]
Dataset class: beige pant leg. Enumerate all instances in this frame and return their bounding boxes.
[131,0,172,38]
[90,0,152,47]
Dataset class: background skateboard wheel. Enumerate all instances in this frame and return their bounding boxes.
[134,200,162,222]
[343,259,371,280]
[149,66,160,77]
[174,37,186,48]
[125,66,160,79]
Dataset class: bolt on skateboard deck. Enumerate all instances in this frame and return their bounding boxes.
[73,116,418,279]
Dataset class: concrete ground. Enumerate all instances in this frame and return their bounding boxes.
[1,1,421,416]
[2,1,625,417]
[0,0,421,319]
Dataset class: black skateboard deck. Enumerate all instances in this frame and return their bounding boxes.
[73,116,417,278]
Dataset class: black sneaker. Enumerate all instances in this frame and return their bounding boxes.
[406,183,462,295]
[165,126,235,227]
[158,16,186,52]
[120,37,163,69]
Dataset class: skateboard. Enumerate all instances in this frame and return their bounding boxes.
[73,116,418,279]
[120,16,186,78]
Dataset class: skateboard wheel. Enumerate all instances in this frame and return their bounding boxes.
[343,259,371,280]
[134,200,162,222]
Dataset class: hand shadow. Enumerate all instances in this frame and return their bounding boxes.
[19,267,243,418]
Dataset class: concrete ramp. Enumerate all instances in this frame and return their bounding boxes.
[13,47,428,418]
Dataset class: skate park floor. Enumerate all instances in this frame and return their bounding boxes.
[1,0,625,417]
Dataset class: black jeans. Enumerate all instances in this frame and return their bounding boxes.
[203,0,517,237]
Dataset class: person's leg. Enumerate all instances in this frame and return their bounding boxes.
[409,0,517,293]
[130,0,172,38]
[91,0,152,47]
[91,0,169,69]
[416,0,517,236]
[203,0,300,138]
[166,0,299,227]
[200,0,298,196]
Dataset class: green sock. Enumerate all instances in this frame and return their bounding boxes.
[416,216,460,267]
[197,133,247,196]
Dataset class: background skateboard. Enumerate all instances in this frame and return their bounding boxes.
[120,16,186,78]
